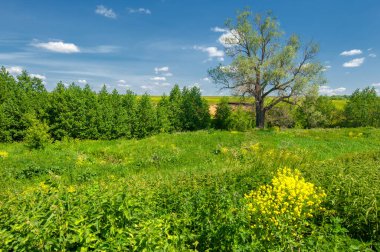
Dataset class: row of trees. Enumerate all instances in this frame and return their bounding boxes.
[0,67,210,143]
[1,66,379,146]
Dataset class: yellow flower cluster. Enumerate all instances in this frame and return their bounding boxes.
[0,150,9,158]
[245,167,326,240]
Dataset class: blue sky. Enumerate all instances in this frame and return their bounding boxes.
[1,0,379,95]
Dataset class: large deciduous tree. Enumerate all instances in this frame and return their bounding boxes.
[209,10,324,128]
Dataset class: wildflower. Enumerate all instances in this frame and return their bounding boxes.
[0,150,9,158]
[245,167,326,241]
[67,185,76,193]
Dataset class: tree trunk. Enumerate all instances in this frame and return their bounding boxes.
[255,99,265,128]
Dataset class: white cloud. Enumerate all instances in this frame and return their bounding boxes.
[343,58,365,68]
[202,77,211,82]
[218,29,240,47]
[118,79,126,84]
[128,8,151,14]
[193,46,224,61]
[319,86,346,96]
[118,83,130,88]
[372,83,380,87]
[154,66,169,74]
[6,66,23,75]
[150,76,166,81]
[369,53,377,58]
[161,82,171,86]
[33,41,80,53]
[340,49,362,56]
[30,74,46,81]
[322,65,332,72]
[78,79,87,84]
[163,72,173,77]
[95,5,117,19]
[211,26,227,33]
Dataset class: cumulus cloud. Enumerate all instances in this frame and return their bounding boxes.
[78,79,87,84]
[340,49,362,56]
[154,66,169,74]
[6,66,23,75]
[33,41,80,53]
[218,29,239,47]
[319,86,346,96]
[118,79,126,84]
[372,83,380,87]
[211,26,227,33]
[95,5,117,19]
[30,74,46,81]
[343,58,365,68]
[193,46,224,61]
[128,8,151,14]
[369,53,377,58]
[202,77,211,82]
[151,76,166,81]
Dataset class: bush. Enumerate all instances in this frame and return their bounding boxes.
[228,107,254,131]
[344,87,380,127]
[214,97,232,130]
[24,116,52,150]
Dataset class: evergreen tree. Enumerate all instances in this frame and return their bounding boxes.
[181,86,210,130]
[168,84,183,131]
[122,90,138,138]
[157,94,172,133]
[135,93,157,138]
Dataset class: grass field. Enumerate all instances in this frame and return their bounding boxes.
[1,128,379,250]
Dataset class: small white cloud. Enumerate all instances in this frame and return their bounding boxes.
[141,85,153,90]
[368,48,373,51]
[163,72,173,77]
[343,57,365,68]
[218,29,240,47]
[118,79,126,84]
[154,66,169,74]
[118,83,130,88]
[194,46,224,61]
[319,85,346,96]
[78,79,87,84]
[202,77,210,82]
[30,74,46,81]
[340,49,362,56]
[322,65,332,72]
[95,5,117,19]
[369,53,377,58]
[150,76,166,81]
[211,26,227,33]
[161,82,171,86]
[6,66,23,75]
[33,41,80,53]
[128,8,151,14]
[372,83,380,87]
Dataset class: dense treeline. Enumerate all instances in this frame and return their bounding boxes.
[0,67,210,144]
[1,66,380,145]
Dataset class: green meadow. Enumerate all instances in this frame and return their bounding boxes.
[1,128,379,250]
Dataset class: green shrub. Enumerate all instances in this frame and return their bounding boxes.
[24,116,52,149]
[228,107,253,131]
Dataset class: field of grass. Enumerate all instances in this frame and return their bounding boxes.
[1,128,379,250]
